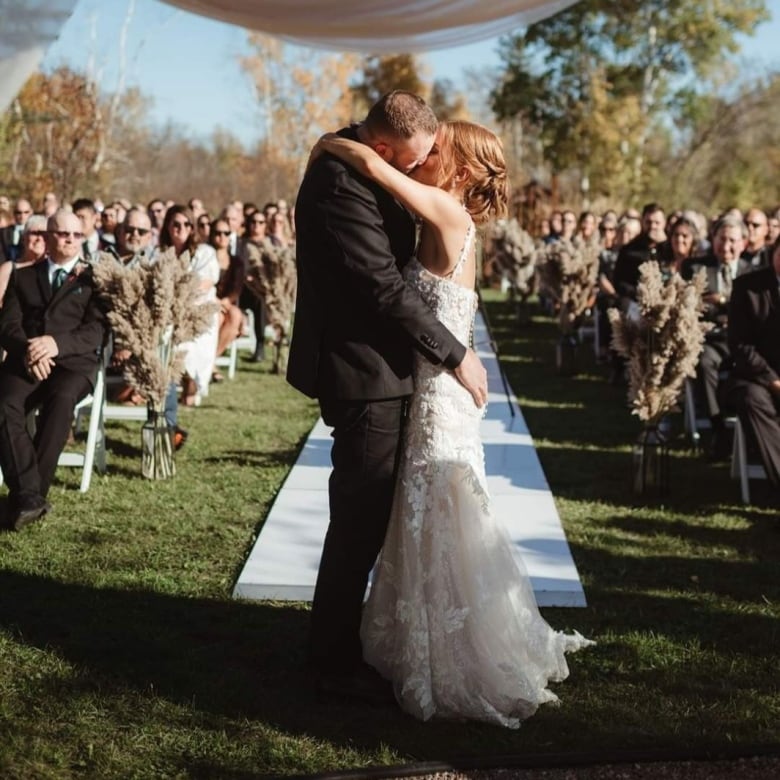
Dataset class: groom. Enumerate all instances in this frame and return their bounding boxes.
[288,91,487,701]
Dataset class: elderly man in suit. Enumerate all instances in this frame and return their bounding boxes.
[288,91,487,702]
[727,238,780,494]
[0,209,106,530]
[682,215,753,460]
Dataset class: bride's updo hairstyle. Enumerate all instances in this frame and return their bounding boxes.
[436,121,509,226]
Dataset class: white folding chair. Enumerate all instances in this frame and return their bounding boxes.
[57,361,107,492]
[683,378,709,449]
[214,309,257,379]
[730,416,768,504]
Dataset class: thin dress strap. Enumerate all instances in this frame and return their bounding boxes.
[445,220,475,280]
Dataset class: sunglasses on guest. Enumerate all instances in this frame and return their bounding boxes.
[170,220,191,229]
[125,226,150,236]
[51,230,84,239]
[214,230,231,237]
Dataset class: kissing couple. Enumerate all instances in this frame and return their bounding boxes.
[288,90,593,728]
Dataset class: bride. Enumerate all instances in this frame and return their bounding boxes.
[313,120,594,729]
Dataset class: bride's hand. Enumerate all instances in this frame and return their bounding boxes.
[305,132,341,174]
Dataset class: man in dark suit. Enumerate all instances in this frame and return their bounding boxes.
[0,198,33,264]
[612,202,673,303]
[683,215,753,459]
[0,210,106,530]
[727,240,780,493]
[287,91,487,700]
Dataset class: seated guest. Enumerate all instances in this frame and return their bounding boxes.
[42,192,59,218]
[0,210,106,530]
[239,211,269,362]
[155,205,219,407]
[0,215,49,305]
[114,208,154,265]
[210,217,246,379]
[1,198,33,263]
[99,203,120,248]
[767,208,780,246]
[72,198,113,263]
[726,237,780,494]
[668,215,700,279]
[595,213,619,361]
[741,208,770,269]
[682,215,752,460]
[613,203,672,305]
[194,213,211,246]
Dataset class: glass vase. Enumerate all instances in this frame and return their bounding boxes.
[632,423,670,497]
[556,332,578,376]
[141,406,175,480]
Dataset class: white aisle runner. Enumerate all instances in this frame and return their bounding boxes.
[233,312,588,607]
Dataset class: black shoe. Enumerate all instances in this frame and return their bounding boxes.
[12,495,52,531]
[247,350,265,363]
[315,664,396,707]
[707,428,732,462]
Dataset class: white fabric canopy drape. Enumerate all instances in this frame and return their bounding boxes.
[0,0,576,116]
[161,0,577,52]
[0,0,80,117]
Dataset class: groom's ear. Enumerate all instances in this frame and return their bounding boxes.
[374,142,392,163]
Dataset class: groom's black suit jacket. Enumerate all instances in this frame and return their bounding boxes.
[0,260,105,386]
[287,126,466,401]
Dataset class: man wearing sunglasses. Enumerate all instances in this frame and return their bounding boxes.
[0,198,33,264]
[115,208,154,265]
[0,209,106,530]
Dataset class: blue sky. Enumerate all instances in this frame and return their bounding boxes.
[41,0,780,148]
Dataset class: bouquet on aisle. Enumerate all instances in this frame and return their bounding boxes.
[535,237,599,334]
[92,249,217,407]
[244,240,297,374]
[484,218,537,300]
[608,261,711,425]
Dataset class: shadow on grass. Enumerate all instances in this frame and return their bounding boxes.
[203,448,301,469]
[0,564,776,775]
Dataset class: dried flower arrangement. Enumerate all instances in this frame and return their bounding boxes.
[608,262,712,425]
[536,237,599,334]
[484,218,536,300]
[244,240,297,373]
[91,248,218,408]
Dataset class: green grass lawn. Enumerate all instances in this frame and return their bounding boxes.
[0,293,777,779]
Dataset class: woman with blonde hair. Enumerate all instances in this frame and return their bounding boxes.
[0,215,48,305]
[312,120,592,728]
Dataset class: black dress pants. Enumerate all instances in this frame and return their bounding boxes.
[729,378,780,487]
[310,396,406,674]
[0,365,91,500]
[697,338,730,420]
[239,286,265,359]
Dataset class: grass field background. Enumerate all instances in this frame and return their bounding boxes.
[0,292,777,778]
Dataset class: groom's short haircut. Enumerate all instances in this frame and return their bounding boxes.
[364,90,438,141]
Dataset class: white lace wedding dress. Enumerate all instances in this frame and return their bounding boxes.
[361,222,594,729]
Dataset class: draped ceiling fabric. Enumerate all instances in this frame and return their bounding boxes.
[0,0,80,116]
[160,0,577,52]
[0,0,577,115]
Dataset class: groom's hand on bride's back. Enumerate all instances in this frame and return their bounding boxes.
[454,348,488,408]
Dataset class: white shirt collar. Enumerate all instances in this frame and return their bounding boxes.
[47,256,81,285]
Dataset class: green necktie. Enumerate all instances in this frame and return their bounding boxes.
[52,268,67,292]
